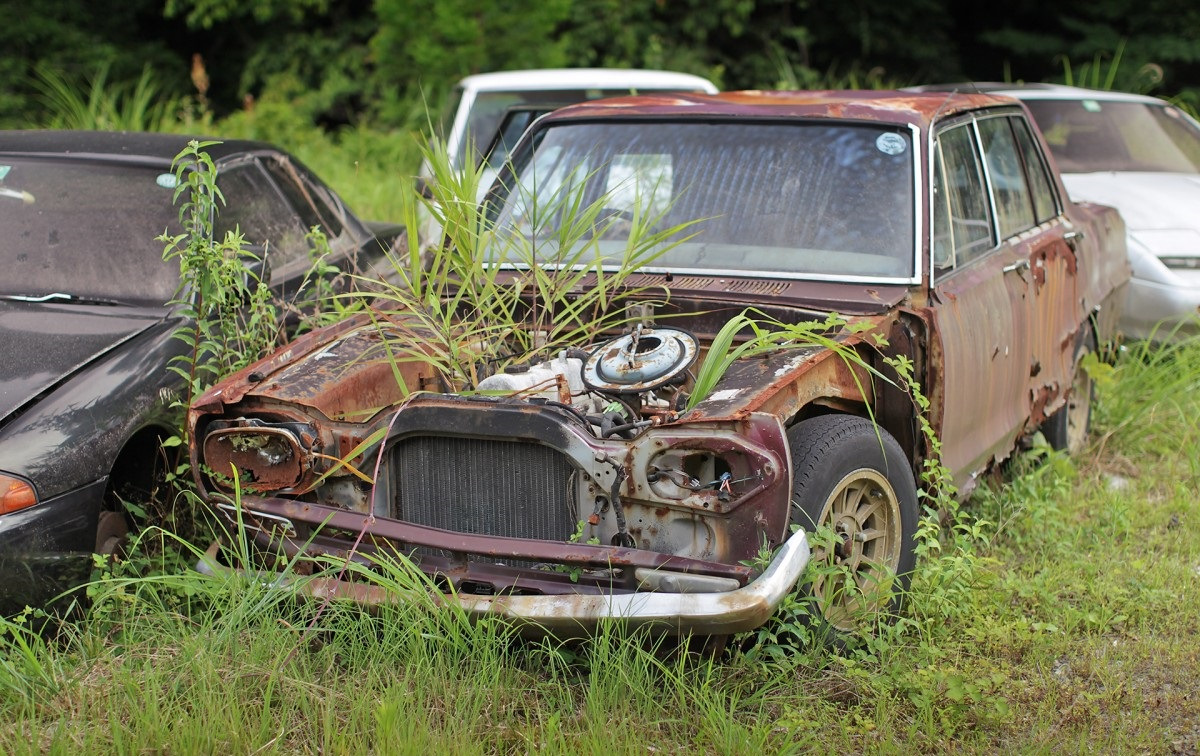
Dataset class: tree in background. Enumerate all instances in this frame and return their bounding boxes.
[162,0,377,127]
[1,0,1197,131]
[957,0,1200,96]
[0,0,186,128]
[371,0,572,123]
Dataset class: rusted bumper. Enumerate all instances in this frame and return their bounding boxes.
[453,527,809,634]
[196,498,810,636]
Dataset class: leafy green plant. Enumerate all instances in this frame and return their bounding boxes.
[1056,39,1164,94]
[358,138,698,393]
[159,140,280,434]
[31,63,186,132]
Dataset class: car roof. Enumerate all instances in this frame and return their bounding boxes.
[906,82,1166,105]
[540,90,1020,130]
[456,68,719,95]
[0,130,279,166]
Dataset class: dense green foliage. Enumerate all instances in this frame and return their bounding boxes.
[2,0,1198,130]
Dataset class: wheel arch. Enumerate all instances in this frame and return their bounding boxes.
[102,423,177,520]
[781,342,926,485]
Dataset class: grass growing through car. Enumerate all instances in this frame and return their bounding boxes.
[355,138,702,394]
[2,337,1198,752]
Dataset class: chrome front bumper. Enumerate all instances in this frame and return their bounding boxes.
[197,527,810,636]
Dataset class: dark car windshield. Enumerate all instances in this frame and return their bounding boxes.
[1023,99,1200,174]
[0,157,182,304]
[488,120,916,279]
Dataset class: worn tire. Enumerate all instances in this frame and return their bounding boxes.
[1041,329,1096,455]
[786,415,919,639]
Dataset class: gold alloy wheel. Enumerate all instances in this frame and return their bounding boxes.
[810,468,904,632]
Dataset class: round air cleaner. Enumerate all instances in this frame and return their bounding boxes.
[583,326,699,392]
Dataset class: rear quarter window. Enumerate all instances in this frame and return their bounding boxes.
[977,116,1036,239]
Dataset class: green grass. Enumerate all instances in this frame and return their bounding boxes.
[3,340,1200,752]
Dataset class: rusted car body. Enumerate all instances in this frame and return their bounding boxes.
[189,92,1130,635]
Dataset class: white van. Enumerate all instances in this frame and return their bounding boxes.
[423,68,719,200]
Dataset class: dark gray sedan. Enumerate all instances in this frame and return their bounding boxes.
[0,130,401,614]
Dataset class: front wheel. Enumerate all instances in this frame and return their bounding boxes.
[787,415,919,639]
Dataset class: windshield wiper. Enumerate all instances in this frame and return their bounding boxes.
[0,292,127,306]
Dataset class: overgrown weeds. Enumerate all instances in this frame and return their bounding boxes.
[357,140,699,393]
[31,64,192,132]
[1056,39,1165,94]
[159,140,280,423]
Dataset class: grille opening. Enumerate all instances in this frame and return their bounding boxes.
[389,435,579,544]
[459,580,496,595]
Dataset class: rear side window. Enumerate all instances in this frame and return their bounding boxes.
[216,162,310,267]
[978,117,1035,238]
[932,124,994,270]
[262,156,345,238]
[1010,116,1059,224]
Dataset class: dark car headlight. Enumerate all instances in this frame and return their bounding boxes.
[201,423,313,492]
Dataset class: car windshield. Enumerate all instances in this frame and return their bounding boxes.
[1023,99,1200,174]
[0,158,182,305]
[488,120,916,279]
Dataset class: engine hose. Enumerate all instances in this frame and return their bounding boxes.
[597,391,639,424]
[542,400,591,428]
[602,419,653,439]
[608,469,635,548]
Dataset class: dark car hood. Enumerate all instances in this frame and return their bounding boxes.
[0,301,169,423]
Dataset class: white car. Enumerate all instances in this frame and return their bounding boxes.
[912,83,1200,340]
[424,68,719,199]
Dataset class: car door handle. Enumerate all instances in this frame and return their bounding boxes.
[1002,259,1030,274]
[1063,229,1084,249]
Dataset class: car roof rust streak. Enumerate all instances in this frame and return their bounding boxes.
[543,90,1019,129]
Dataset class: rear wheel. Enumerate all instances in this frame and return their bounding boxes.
[787,415,919,639]
[94,509,130,558]
[1042,329,1096,454]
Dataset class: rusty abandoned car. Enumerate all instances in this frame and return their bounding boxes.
[188,91,1130,637]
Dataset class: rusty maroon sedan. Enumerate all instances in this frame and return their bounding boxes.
[188,92,1129,638]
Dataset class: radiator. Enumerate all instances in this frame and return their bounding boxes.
[389,435,578,542]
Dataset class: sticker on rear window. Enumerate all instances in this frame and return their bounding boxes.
[0,165,10,181]
[875,133,906,155]
[1082,100,1102,112]
[156,173,178,188]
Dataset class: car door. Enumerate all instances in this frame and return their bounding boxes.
[929,115,1037,491]
[975,113,1081,434]
[931,110,1081,490]
[995,114,1081,418]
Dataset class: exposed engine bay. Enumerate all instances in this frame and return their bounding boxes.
[474,325,699,439]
